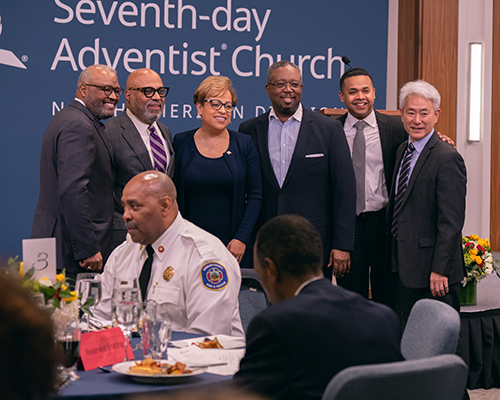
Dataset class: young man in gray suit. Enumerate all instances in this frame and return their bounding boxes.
[106,68,175,248]
[32,65,121,279]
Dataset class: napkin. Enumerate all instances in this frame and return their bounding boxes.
[170,334,246,349]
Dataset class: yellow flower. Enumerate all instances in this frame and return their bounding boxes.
[477,239,485,248]
[62,284,67,291]
[469,248,478,257]
[486,238,491,247]
[64,291,78,303]
[56,273,65,282]
[470,234,479,240]
[19,262,24,277]
[475,256,483,264]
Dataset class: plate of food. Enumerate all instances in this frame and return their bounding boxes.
[171,335,246,349]
[112,358,207,383]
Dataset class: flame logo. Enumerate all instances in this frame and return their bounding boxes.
[0,14,27,69]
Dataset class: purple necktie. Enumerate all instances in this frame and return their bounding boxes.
[391,142,415,237]
[149,125,167,173]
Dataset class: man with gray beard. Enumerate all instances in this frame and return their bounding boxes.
[106,68,175,248]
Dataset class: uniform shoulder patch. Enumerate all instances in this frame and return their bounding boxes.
[200,262,228,291]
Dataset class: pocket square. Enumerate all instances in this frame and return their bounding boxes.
[305,153,324,158]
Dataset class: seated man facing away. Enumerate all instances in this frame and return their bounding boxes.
[233,215,403,400]
[93,171,244,337]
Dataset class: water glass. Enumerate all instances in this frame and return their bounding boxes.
[142,303,172,360]
[76,272,102,331]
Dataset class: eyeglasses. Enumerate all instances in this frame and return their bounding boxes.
[128,87,170,98]
[86,84,123,97]
[268,82,302,89]
[204,99,234,112]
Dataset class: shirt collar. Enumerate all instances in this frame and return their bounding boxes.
[269,103,303,123]
[139,212,183,261]
[127,108,155,132]
[294,275,323,296]
[345,109,377,130]
[409,129,435,153]
[74,98,86,108]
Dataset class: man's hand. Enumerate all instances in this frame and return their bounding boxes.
[436,131,456,148]
[79,251,103,271]
[227,239,246,264]
[430,272,449,297]
[328,249,351,280]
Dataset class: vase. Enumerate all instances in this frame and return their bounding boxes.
[460,280,477,306]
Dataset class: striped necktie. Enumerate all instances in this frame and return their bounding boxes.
[149,125,167,173]
[391,142,415,237]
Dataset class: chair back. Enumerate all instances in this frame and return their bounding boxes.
[321,354,468,400]
[401,298,460,360]
[238,268,268,333]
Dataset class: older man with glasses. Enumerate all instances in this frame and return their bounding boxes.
[32,64,121,280]
[106,68,175,248]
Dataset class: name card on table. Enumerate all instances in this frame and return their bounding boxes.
[22,238,56,281]
[80,327,134,371]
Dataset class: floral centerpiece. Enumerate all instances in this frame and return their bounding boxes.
[6,256,94,331]
[460,235,500,306]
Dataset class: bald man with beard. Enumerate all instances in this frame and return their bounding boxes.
[106,68,175,248]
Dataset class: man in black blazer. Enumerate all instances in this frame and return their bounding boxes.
[239,61,355,279]
[335,68,407,307]
[233,215,403,400]
[105,68,174,248]
[32,65,121,279]
[388,80,466,323]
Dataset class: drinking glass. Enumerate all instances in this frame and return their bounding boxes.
[112,278,141,361]
[142,302,172,360]
[75,273,102,332]
[55,319,81,382]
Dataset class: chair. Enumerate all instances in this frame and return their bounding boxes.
[321,354,468,400]
[401,298,460,360]
[238,268,268,333]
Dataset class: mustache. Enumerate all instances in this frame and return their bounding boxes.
[125,221,138,230]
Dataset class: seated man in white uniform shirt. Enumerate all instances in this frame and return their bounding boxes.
[93,171,244,337]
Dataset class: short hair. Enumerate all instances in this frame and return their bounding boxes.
[77,64,117,87]
[339,67,374,91]
[0,274,59,400]
[256,215,323,278]
[399,79,441,112]
[267,61,301,84]
[193,75,237,105]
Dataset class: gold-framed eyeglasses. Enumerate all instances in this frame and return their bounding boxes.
[268,82,302,89]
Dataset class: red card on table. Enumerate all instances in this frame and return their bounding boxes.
[80,327,134,371]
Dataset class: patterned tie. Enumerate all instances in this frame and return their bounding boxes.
[391,142,416,236]
[149,125,167,173]
[139,245,154,301]
[352,120,367,215]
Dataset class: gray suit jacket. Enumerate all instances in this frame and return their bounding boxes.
[32,100,115,276]
[105,111,174,244]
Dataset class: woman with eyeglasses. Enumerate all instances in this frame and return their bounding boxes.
[173,76,262,267]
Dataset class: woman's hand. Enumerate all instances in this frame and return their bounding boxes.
[227,239,246,263]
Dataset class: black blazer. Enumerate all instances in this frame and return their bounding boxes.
[32,100,114,275]
[239,107,356,261]
[234,278,403,400]
[387,132,467,287]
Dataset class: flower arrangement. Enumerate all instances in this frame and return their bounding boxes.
[462,235,500,286]
[6,256,94,331]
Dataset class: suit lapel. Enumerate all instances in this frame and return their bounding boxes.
[120,113,154,170]
[376,112,394,186]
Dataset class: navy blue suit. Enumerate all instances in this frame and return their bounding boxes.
[239,107,356,272]
[234,278,403,400]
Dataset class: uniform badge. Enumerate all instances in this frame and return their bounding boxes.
[163,266,174,282]
[200,262,228,290]
[158,246,165,253]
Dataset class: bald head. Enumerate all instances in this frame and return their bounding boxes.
[125,68,166,125]
[122,171,178,245]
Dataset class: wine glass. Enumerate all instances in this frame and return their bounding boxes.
[75,273,102,332]
[55,319,81,382]
[112,278,142,361]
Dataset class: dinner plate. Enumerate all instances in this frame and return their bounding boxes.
[111,360,207,383]
[171,335,246,349]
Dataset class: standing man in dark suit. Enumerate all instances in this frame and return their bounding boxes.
[234,215,403,400]
[32,65,121,279]
[336,68,407,307]
[239,61,356,279]
[388,80,466,324]
[105,68,174,248]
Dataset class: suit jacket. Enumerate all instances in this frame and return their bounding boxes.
[31,100,114,276]
[337,110,407,195]
[388,132,467,288]
[234,278,403,400]
[239,107,356,261]
[105,111,174,240]
[173,128,262,246]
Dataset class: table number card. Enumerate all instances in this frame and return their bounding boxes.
[80,328,134,371]
[22,238,56,281]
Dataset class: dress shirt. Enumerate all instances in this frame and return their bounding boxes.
[293,275,323,297]
[344,110,387,212]
[268,104,303,187]
[126,108,171,169]
[92,212,244,337]
[394,129,434,194]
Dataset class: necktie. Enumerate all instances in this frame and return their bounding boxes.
[139,245,154,301]
[352,120,367,215]
[391,142,416,236]
[149,125,167,173]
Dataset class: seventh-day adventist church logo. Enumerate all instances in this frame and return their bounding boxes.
[0,15,27,69]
